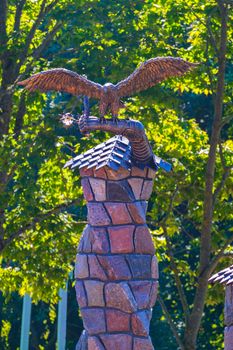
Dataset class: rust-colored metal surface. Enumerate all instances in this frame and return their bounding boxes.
[74,115,172,170]
[18,57,196,119]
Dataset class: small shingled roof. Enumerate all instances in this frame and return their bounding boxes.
[64,135,172,172]
[64,135,131,172]
[209,265,233,285]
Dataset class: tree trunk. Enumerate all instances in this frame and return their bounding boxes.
[183,2,228,349]
[0,90,13,139]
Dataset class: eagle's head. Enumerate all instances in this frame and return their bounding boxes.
[103,83,115,92]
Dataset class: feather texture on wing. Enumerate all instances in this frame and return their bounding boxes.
[18,57,198,118]
[116,57,197,97]
[18,68,103,99]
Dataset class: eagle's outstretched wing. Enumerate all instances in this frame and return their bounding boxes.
[18,68,103,99]
[116,57,197,97]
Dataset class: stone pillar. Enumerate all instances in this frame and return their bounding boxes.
[209,266,233,350]
[75,164,158,350]
[224,285,233,350]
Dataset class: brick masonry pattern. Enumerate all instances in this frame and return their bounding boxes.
[209,269,233,350]
[75,165,158,350]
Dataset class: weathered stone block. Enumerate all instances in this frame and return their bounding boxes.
[89,178,106,201]
[151,255,159,279]
[75,254,89,279]
[147,168,157,179]
[105,282,137,312]
[93,167,107,179]
[76,148,158,349]
[127,255,152,279]
[79,167,94,177]
[141,180,154,200]
[75,281,87,308]
[87,203,111,226]
[106,309,130,332]
[149,281,159,308]
[133,337,154,350]
[106,181,135,201]
[132,310,151,336]
[84,280,105,307]
[131,166,148,177]
[77,235,84,252]
[127,202,146,224]
[130,281,152,309]
[105,167,130,180]
[90,227,110,254]
[79,225,92,253]
[88,255,107,281]
[105,203,132,224]
[127,178,144,199]
[108,225,134,253]
[81,178,94,201]
[87,336,105,350]
[81,308,106,335]
[224,325,233,350]
[141,200,148,213]
[134,225,155,254]
[75,330,88,350]
[225,285,233,326]
[100,334,132,350]
[98,255,131,280]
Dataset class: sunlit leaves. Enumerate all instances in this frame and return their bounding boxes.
[0,320,11,349]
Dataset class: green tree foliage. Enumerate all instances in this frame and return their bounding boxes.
[0,0,86,302]
[0,285,82,349]
[0,0,232,349]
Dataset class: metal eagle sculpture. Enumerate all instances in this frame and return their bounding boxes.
[18,57,197,121]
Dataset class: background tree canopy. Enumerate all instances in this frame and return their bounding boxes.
[0,0,232,349]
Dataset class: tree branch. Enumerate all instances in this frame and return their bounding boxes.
[213,142,233,204]
[208,234,233,274]
[21,21,62,78]
[183,2,229,347]
[13,92,26,138]
[1,198,84,252]
[155,184,191,322]
[199,0,228,280]
[222,252,233,257]
[220,114,233,127]
[16,0,47,71]
[219,141,226,167]
[32,22,62,60]
[218,141,233,171]
[14,0,26,32]
[190,6,219,56]
[204,43,215,95]
[213,166,232,204]
[158,295,185,350]
[162,225,191,323]
[206,12,219,56]
[16,0,60,73]
[0,0,7,47]
[160,185,179,225]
